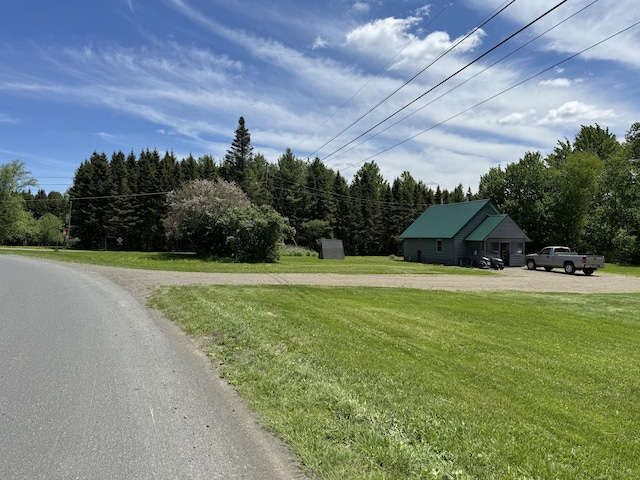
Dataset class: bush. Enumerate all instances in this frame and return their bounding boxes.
[165,180,291,262]
[221,205,292,263]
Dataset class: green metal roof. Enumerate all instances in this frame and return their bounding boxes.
[400,199,497,239]
[464,215,508,241]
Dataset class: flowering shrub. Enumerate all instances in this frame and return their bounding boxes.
[164,179,290,262]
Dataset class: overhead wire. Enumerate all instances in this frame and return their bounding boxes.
[341,18,640,172]
[305,0,517,160]
[329,0,600,163]
[321,0,569,163]
[295,2,454,152]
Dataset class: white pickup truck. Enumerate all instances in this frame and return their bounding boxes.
[525,246,605,275]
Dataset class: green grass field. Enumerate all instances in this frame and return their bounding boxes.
[0,247,492,275]
[150,286,640,479]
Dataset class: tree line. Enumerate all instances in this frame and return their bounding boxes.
[56,117,469,255]
[2,117,640,263]
[479,122,640,263]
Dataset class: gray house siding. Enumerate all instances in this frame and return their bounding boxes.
[484,218,528,266]
[403,238,455,264]
[452,204,498,264]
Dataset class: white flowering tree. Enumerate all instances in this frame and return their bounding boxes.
[164,179,291,262]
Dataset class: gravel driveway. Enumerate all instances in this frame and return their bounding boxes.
[65,263,640,301]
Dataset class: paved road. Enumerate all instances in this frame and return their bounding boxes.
[0,256,303,480]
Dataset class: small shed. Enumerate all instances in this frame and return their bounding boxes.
[400,199,530,267]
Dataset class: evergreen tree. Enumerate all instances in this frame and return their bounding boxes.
[105,151,137,248]
[350,162,387,255]
[331,171,354,254]
[180,154,198,183]
[243,153,272,205]
[134,149,166,250]
[450,183,466,203]
[434,185,442,205]
[221,116,253,189]
[270,148,306,238]
[69,152,111,249]
[198,154,218,180]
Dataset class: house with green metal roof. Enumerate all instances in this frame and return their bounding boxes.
[400,199,530,267]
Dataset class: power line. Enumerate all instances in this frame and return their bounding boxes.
[342,18,640,172]
[295,2,454,152]
[305,0,517,160]
[321,0,569,163]
[329,0,600,163]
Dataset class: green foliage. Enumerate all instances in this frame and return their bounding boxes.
[479,123,640,257]
[37,213,64,246]
[297,219,332,251]
[221,205,292,262]
[0,159,37,243]
[2,208,37,245]
[220,116,253,189]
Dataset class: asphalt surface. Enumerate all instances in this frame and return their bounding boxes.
[0,255,303,480]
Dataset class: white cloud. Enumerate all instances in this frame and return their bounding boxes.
[538,78,583,88]
[351,2,370,14]
[538,101,616,126]
[0,112,17,124]
[344,13,486,71]
[467,0,640,68]
[497,110,537,126]
[312,36,328,50]
[415,5,431,17]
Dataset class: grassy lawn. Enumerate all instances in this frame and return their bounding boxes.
[0,247,491,275]
[150,286,640,479]
[600,263,640,277]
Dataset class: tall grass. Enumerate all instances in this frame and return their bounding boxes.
[150,286,640,479]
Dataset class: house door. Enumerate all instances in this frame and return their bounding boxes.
[500,243,510,267]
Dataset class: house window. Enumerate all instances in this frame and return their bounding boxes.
[436,239,442,253]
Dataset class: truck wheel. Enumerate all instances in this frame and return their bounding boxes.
[583,268,594,276]
[526,259,536,270]
[564,262,576,275]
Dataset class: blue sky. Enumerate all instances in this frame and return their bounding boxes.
[1,0,639,194]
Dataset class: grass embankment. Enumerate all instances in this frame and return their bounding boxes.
[150,286,640,479]
[0,248,491,275]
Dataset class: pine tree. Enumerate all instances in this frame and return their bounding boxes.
[197,154,218,180]
[221,116,253,189]
[105,151,137,248]
[350,162,387,255]
[69,152,111,249]
[180,154,198,183]
[270,148,306,237]
[331,171,353,254]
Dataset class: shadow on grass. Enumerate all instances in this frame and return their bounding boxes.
[144,252,199,262]
[147,252,245,263]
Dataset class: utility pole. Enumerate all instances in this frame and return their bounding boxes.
[66,200,72,246]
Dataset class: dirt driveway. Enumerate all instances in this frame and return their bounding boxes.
[65,263,640,301]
